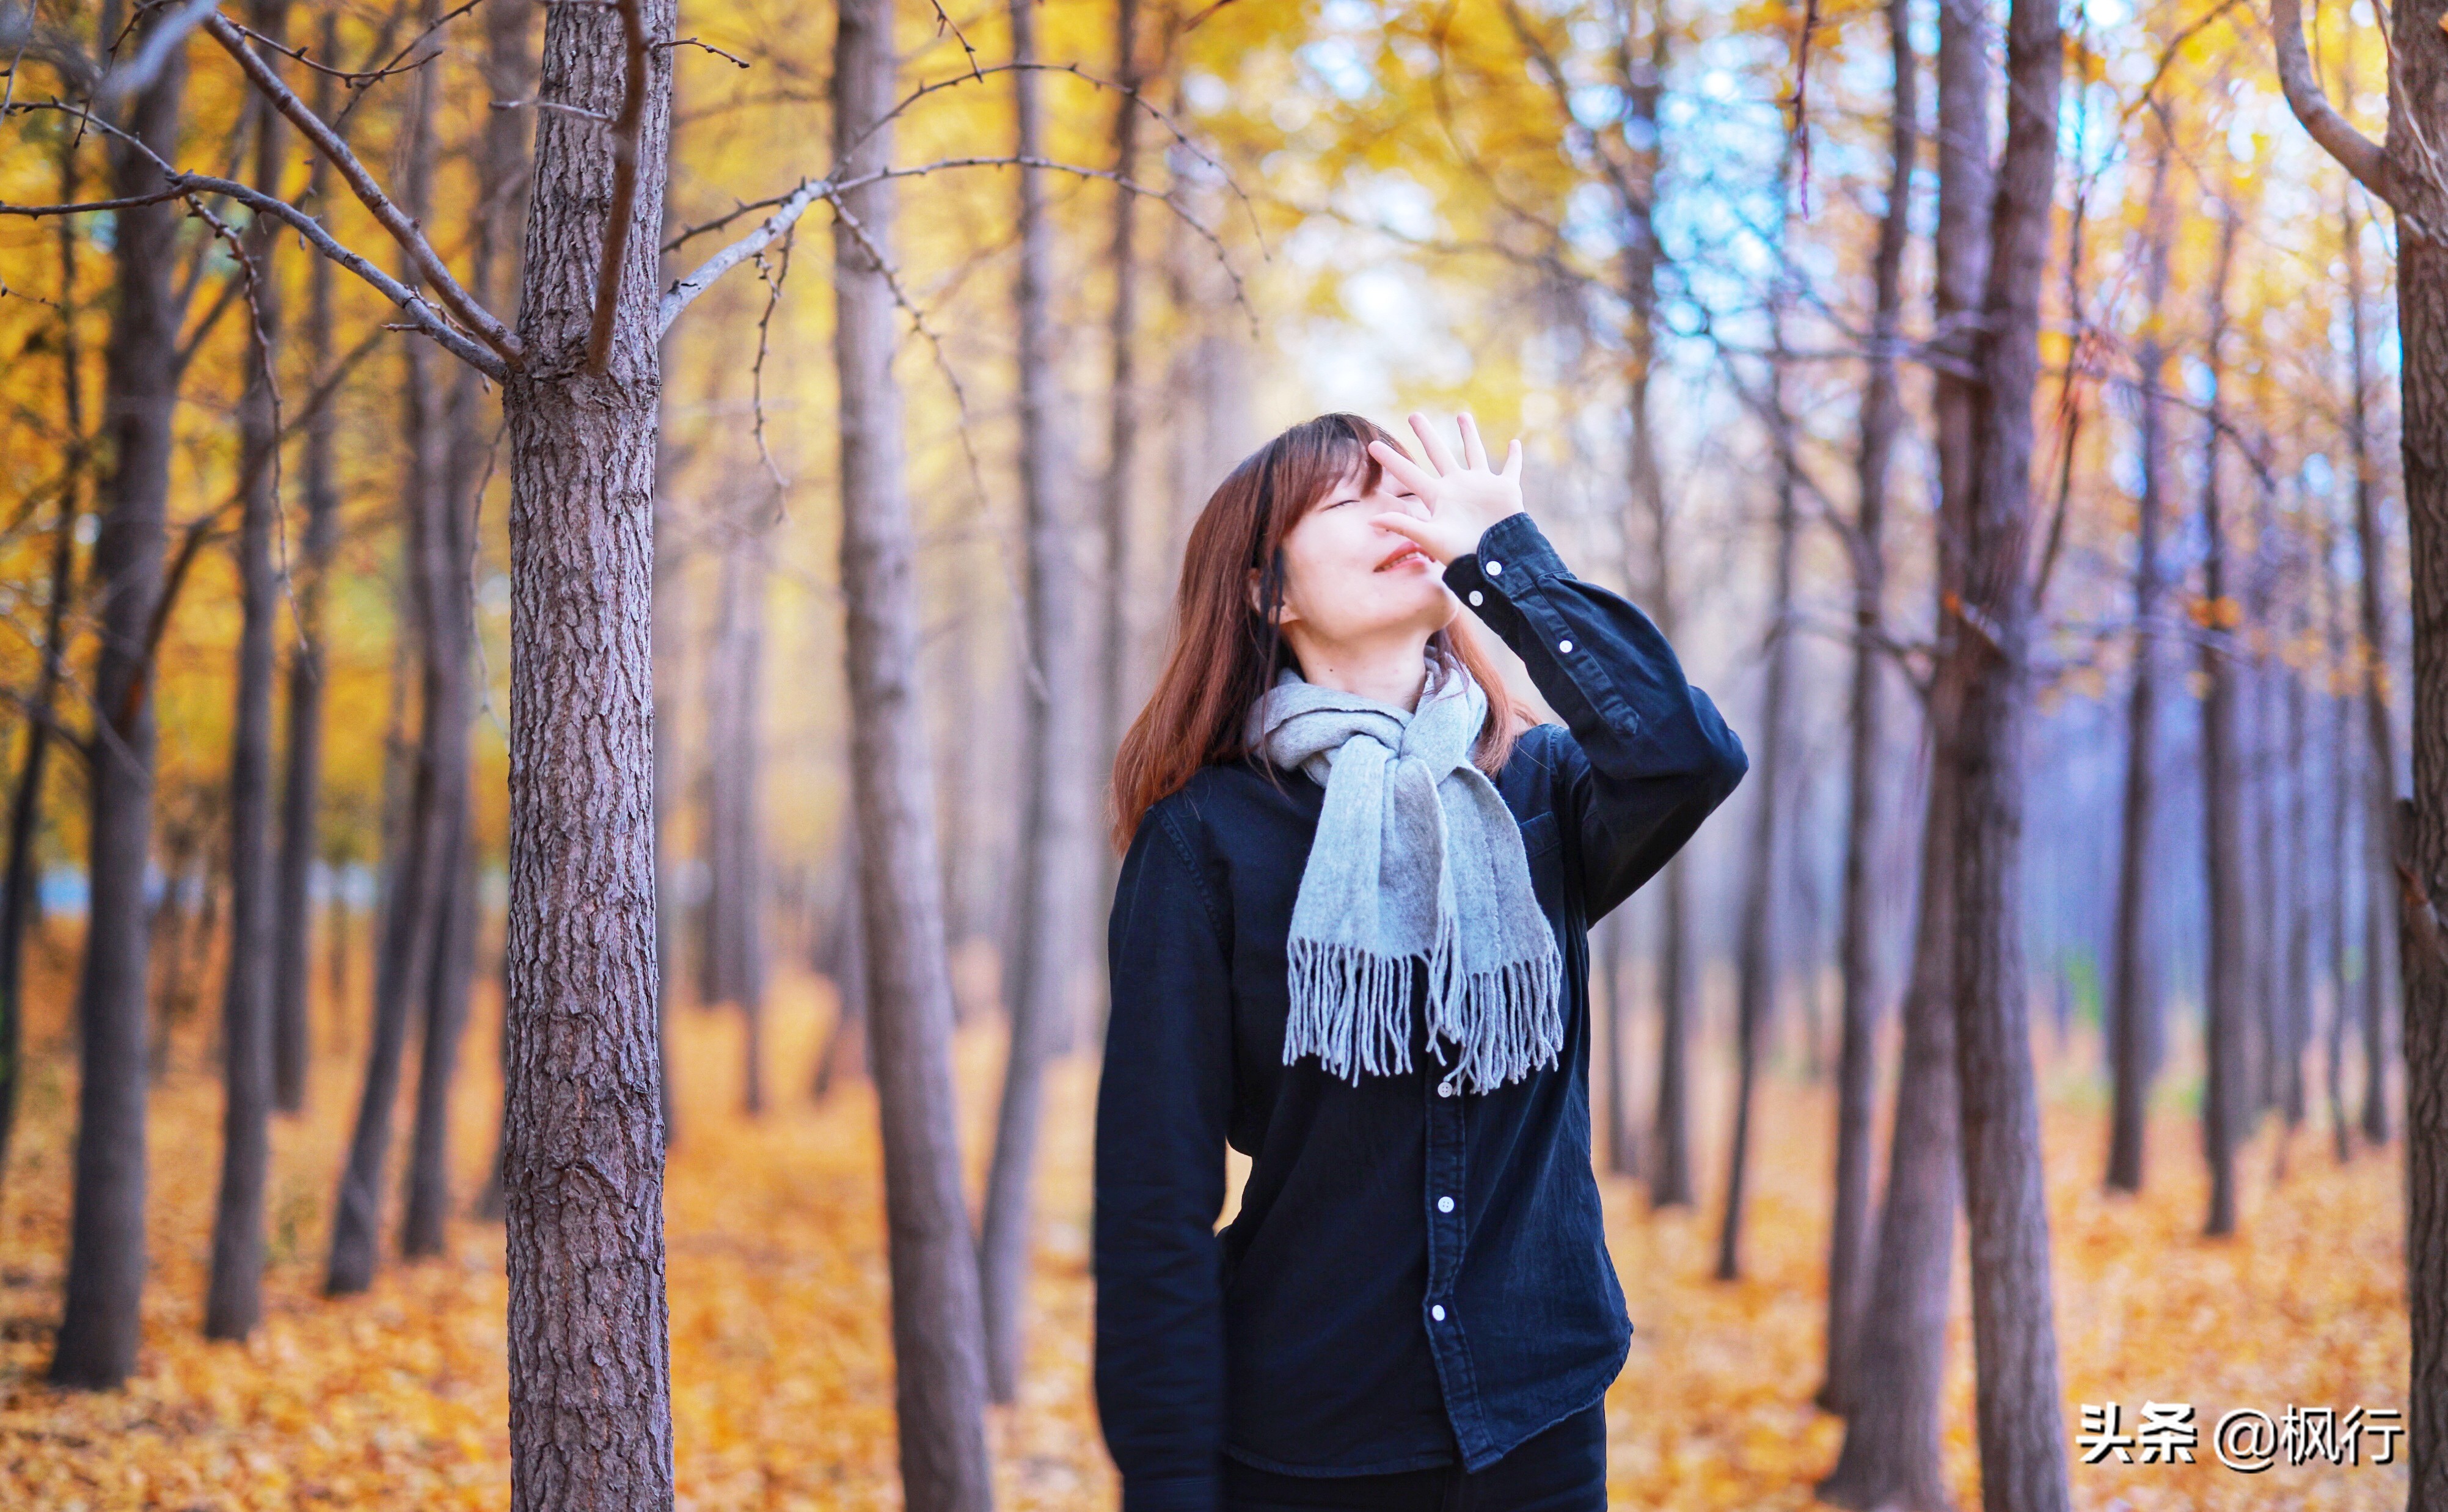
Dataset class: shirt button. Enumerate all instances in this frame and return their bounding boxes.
[1438,1196,1455,1213]
[1431,1304,1447,1321]
[1558,638,1573,654]
[1486,561,1502,575]
[1467,590,1484,607]
[1437,1081,1456,1098]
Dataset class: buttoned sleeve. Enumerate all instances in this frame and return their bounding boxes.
[1445,511,1747,922]
[1094,802,1235,1512]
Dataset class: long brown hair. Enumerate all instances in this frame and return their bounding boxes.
[1111,412,1529,853]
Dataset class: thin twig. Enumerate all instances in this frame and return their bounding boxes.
[585,0,652,371]
[200,12,524,366]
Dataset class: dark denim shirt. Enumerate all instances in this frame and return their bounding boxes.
[1092,512,1747,1512]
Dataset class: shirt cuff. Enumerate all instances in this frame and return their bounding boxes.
[1444,511,1567,603]
[1120,1472,1223,1512]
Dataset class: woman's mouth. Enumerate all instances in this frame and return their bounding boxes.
[1376,546,1430,572]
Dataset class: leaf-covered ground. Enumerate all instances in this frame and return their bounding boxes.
[0,959,2407,1509]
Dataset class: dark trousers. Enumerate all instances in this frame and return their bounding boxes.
[1221,1402,1607,1512]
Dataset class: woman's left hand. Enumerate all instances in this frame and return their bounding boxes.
[1366,411,1525,566]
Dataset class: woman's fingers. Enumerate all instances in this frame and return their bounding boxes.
[1408,411,1461,476]
[1458,412,1488,471]
[1367,437,1437,497]
[1501,437,1522,478]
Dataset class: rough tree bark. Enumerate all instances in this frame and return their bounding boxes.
[831,0,995,1503]
[2106,110,2175,1196]
[981,0,1096,1407]
[1940,0,2073,1497]
[206,4,290,1339]
[51,15,185,1391]
[2196,204,2247,1240]
[1819,0,1913,1411]
[494,0,679,1499]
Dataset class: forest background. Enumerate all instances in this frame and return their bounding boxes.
[0,0,2432,1506]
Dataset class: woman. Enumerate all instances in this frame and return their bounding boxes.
[1096,410,1746,1512]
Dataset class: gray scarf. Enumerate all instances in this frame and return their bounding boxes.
[1248,650,1563,1094]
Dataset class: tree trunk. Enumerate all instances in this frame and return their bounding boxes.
[1715,349,1796,1284]
[2344,203,2399,1150]
[329,36,455,1295]
[702,499,769,1114]
[1618,0,1689,1214]
[1601,907,1638,1174]
[814,832,871,1098]
[1942,0,2072,1499]
[832,1,995,1505]
[2380,0,2448,1494]
[2106,114,2176,1196]
[206,12,291,1339]
[271,11,344,1117]
[1092,0,1145,934]
[0,138,88,1194]
[50,20,185,1391]
[1820,0,1913,1411]
[2197,205,2247,1240]
[495,0,678,1500]
[1820,0,1991,1489]
[401,827,475,1257]
[399,0,526,1260]
[981,0,1095,1407]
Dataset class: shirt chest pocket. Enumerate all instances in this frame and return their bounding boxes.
[1516,811,1563,918]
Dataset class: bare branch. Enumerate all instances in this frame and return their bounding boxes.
[200,11,524,367]
[2268,0,2398,206]
[658,176,827,333]
[100,0,222,101]
[660,35,748,67]
[585,0,652,371]
[0,100,508,375]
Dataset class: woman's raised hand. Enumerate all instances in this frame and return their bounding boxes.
[1366,411,1525,566]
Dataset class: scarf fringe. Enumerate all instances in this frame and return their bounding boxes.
[1284,937,1565,1095]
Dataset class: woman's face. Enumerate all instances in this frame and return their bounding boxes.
[1271,458,1457,651]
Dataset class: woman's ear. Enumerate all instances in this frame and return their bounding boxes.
[1247,566,1298,627]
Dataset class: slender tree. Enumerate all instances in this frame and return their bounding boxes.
[0,135,87,1193]
[329,24,459,1293]
[1716,316,1797,1284]
[1940,0,2074,1496]
[205,0,291,1339]
[2271,0,2447,1484]
[2105,108,2176,1195]
[702,492,770,1115]
[270,7,344,1116]
[980,0,1098,1408]
[1821,0,1993,1489]
[2198,201,2248,1240]
[1820,0,1915,1410]
[832,0,996,1500]
[50,8,188,1391]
